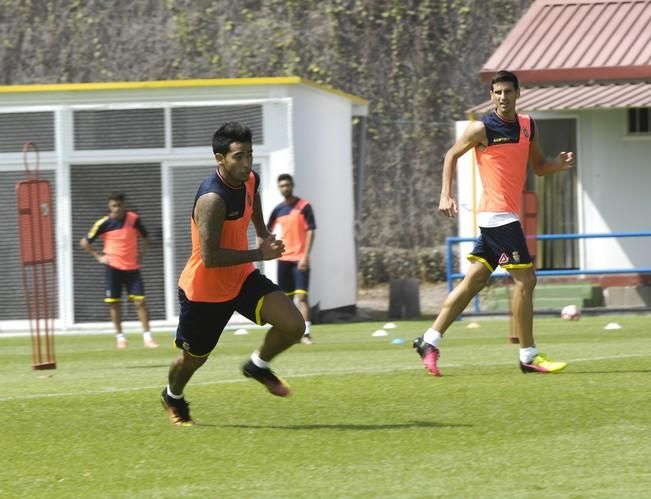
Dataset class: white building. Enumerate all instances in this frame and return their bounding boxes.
[455,0,651,282]
[0,77,368,332]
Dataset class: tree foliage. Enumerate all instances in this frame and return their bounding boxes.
[0,0,533,248]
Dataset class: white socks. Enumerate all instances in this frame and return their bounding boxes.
[116,333,126,341]
[423,328,442,349]
[424,327,539,363]
[166,385,184,399]
[251,351,270,369]
[519,346,539,364]
[143,331,153,342]
[304,321,311,336]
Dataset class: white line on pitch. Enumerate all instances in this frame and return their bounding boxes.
[0,353,648,402]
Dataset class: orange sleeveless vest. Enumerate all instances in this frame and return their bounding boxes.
[275,198,311,262]
[475,113,532,214]
[178,173,256,302]
[100,211,141,270]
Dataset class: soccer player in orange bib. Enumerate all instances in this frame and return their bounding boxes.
[81,192,158,350]
[413,70,575,376]
[268,174,316,344]
[161,122,305,426]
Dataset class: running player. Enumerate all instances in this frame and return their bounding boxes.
[413,70,574,376]
[161,122,305,426]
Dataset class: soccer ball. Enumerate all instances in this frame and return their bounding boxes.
[560,304,581,321]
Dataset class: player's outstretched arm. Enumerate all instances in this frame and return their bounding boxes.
[439,120,486,218]
[529,131,575,176]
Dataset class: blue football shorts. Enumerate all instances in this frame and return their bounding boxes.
[175,270,280,357]
[467,221,533,272]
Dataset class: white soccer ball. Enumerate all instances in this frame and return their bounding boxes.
[560,304,581,321]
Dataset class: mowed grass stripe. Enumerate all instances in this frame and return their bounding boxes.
[2,316,650,498]
[0,351,648,402]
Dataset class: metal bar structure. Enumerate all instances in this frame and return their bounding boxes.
[445,231,651,313]
[16,142,57,370]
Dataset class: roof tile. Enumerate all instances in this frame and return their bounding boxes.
[480,0,651,84]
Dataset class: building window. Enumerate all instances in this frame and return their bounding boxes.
[0,112,55,153]
[627,108,650,135]
[171,105,264,147]
[73,109,165,150]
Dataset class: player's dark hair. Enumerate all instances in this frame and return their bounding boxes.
[491,70,519,91]
[108,192,125,202]
[212,122,252,155]
[277,173,294,184]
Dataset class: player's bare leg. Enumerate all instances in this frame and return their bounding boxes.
[507,267,536,348]
[109,301,127,349]
[433,262,492,333]
[109,301,122,334]
[414,261,491,376]
[294,293,313,344]
[134,298,150,332]
[242,290,304,396]
[508,267,567,373]
[168,351,208,395]
[134,298,158,348]
[258,290,305,359]
[162,352,207,426]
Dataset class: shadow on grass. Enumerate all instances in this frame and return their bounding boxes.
[194,420,471,430]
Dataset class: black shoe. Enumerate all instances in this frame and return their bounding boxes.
[242,360,291,397]
[412,336,441,377]
[412,336,427,356]
[160,388,194,426]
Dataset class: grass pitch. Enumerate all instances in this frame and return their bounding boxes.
[1,315,650,498]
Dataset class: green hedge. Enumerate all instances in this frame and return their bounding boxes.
[359,246,453,286]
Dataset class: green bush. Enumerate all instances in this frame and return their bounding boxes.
[359,246,450,286]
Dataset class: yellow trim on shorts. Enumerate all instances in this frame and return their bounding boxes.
[467,255,495,273]
[255,296,265,325]
[104,298,121,303]
[501,263,534,269]
[173,339,211,358]
[128,294,145,302]
[180,347,211,359]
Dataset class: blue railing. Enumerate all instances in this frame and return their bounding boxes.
[445,231,651,312]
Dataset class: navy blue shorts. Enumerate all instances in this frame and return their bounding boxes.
[277,260,310,296]
[104,266,145,302]
[175,270,280,357]
[468,221,533,272]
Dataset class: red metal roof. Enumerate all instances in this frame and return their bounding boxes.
[480,0,651,85]
[467,82,651,113]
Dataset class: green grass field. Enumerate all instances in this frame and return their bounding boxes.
[2,316,650,498]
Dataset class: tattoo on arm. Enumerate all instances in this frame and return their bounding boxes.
[195,193,261,267]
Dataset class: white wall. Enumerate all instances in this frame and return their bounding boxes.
[576,109,651,270]
[258,100,293,284]
[286,86,357,310]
